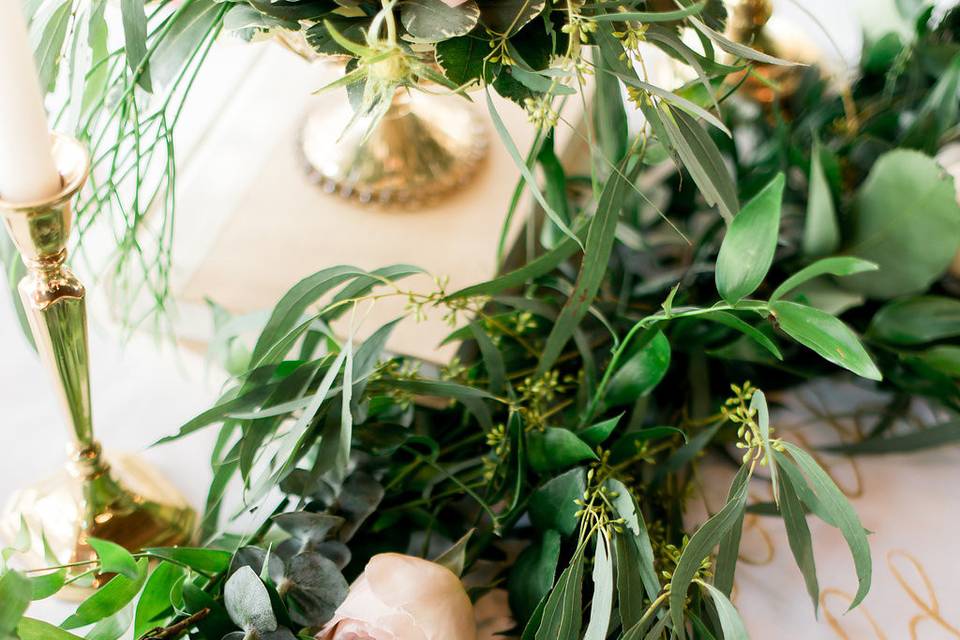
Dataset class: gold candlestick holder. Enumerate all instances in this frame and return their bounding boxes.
[0,134,195,594]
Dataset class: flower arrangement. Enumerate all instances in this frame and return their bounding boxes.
[3,2,960,640]
[10,0,762,321]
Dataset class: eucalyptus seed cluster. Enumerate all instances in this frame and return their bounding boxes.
[576,451,628,539]
[613,22,649,56]
[723,382,784,464]
[482,423,511,481]
[658,535,712,583]
[524,95,560,128]
[516,370,567,431]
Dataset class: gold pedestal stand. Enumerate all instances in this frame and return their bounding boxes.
[298,89,487,206]
[0,135,195,593]
[726,0,827,103]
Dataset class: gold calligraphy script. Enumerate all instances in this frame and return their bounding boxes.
[821,551,959,639]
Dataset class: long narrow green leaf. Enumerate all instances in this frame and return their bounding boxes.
[690,16,801,66]
[770,257,877,303]
[653,103,739,221]
[608,479,660,606]
[803,139,841,256]
[535,550,585,640]
[583,535,613,640]
[17,618,82,640]
[776,466,819,613]
[821,420,960,455]
[698,581,749,640]
[447,219,587,300]
[669,468,750,638]
[605,67,730,135]
[485,89,583,250]
[700,311,782,360]
[590,1,705,22]
[713,464,752,596]
[0,570,30,634]
[62,559,149,629]
[250,266,365,366]
[469,322,507,395]
[779,442,871,609]
[536,159,632,377]
[120,0,151,90]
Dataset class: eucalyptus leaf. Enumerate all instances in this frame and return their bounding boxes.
[698,581,749,640]
[30,0,71,92]
[120,0,151,91]
[535,156,635,377]
[273,512,345,548]
[224,566,278,634]
[777,443,872,608]
[608,479,660,605]
[583,535,613,640]
[509,530,561,622]
[713,464,752,596]
[282,552,349,627]
[777,467,819,613]
[529,468,586,537]
[821,420,960,455]
[803,139,841,256]
[527,427,598,472]
[868,296,960,345]
[716,173,784,304]
[604,330,671,407]
[669,468,749,638]
[845,150,960,298]
[534,550,584,640]
[400,0,479,40]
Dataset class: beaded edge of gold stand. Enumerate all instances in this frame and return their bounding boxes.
[296,91,489,208]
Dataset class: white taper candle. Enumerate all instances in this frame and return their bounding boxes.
[0,0,63,202]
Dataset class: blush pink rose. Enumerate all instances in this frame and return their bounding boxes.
[317,553,477,640]
[439,0,471,6]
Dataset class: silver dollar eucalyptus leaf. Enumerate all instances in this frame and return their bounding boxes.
[224,566,278,635]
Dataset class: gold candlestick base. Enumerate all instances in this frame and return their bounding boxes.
[298,89,487,206]
[0,448,196,598]
[0,134,196,595]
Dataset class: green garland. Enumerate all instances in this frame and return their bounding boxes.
[3,3,960,640]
